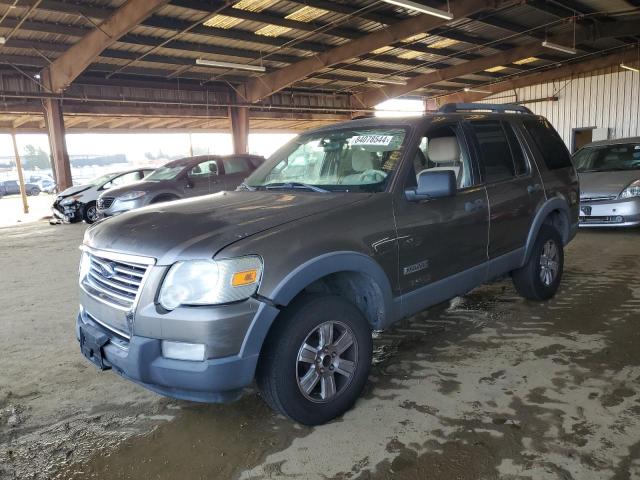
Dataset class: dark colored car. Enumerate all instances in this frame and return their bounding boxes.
[573,137,640,227]
[0,180,40,197]
[97,154,265,217]
[77,103,578,425]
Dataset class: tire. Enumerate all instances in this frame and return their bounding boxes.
[257,294,373,425]
[29,188,40,196]
[512,224,564,301]
[82,202,99,224]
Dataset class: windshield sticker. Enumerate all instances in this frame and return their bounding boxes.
[349,135,394,146]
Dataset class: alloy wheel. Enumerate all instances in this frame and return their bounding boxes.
[539,239,559,286]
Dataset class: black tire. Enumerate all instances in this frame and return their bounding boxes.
[29,188,40,196]
[82,202,99,224]
[257,294,373,425]
[512,224,564,301]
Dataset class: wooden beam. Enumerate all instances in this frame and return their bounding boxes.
[241,0,500,103]
[230,106,249,154]
[42,99,72,190]
[354,19,640,108]
[436,48,640,104]
[41,0,170,93]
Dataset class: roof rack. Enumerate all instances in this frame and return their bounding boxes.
[438,103,533,114]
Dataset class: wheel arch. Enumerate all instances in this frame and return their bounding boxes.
[239,252,394,361]
[524,197,570,264]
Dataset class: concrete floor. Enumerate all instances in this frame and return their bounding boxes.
[1,221,639,480]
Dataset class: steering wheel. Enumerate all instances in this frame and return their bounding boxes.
[358,169,387,183]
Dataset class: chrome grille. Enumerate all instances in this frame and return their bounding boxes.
[82,249,152,311]
[580,195,616,202]
[97,197,115,210]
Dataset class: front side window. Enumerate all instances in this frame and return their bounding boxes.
[223,157,250,174]
[410,123,474,189]
[470,120,516,183]
[573,144,640,173]
[246,128,407,193]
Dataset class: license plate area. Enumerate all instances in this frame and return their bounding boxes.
[79,323,111,370]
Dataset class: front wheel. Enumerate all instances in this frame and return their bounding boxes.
[257,294,372,425]
[82,202,99,224]
[512,224,564,301]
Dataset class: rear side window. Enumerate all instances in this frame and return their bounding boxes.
[522,118,572,170]
[469,121,515,183]
[503,122,529,176]
[223,157,251,174]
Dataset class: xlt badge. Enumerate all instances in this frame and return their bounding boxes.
[403,260,430,275]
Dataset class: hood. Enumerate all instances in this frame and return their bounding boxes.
[58,184,91,197]
[578,169,640,199]
[101,180,167,198]
[84,190,366,265]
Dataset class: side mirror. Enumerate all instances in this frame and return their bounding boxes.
[405,170,456,202]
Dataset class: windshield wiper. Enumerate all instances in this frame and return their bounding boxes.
[237,182,256,191]
[263,182,329,193]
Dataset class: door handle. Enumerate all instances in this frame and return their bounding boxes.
[465,199,485,212]
[527,183,542,194]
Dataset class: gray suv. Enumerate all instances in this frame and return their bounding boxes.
[77,104,579,425]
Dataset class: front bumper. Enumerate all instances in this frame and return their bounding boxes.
[579,197,640,227]
[98,196,149,217]
[52,200,81,222]
[77,286,280,402]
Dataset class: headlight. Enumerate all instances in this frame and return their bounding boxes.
[619,180,640,199]
[119,191,146,201]
[60,194,81,205]
[78,250,91,282]
[158,256,262,310]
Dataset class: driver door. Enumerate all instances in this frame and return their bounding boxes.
[393,122,489,314]
[185,159,220,197]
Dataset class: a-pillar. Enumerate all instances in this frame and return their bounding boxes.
[229,105,249,155]
[43,98,73,190]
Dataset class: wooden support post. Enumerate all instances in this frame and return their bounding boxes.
[11,132,29,215]
[230,106,249,155]
[42,98,73,190]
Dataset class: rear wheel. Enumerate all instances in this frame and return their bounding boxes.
[512,224,564,301]
[82,202,99,224]
[257,294,372,425]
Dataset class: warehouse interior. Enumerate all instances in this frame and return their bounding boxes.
[1,0,640,479]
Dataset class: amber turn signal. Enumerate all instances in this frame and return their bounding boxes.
[231,269,258,287]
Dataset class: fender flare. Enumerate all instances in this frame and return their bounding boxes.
[523,197,570,264]
[239,251,394,359]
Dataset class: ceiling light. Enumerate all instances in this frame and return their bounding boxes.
[196,58,266,72]
[382,0,453,20]
[367,77,407,86]
[621,63,639,73]
[513,57,540,65]
[285,6,329,22]
[398,50,423,60]
[34,73,41,80]
[542,41,577,55]
[233,0,271,12]
[203,15,243,29]
[464,87,491,94]
[255,24,292,37]
[485,65,506,72]
[402,33,428,43]
[372,45,394,54]
[0,37,5,45]
[429,38,458,49]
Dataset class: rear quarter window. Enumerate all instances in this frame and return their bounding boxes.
[522,118,572,170]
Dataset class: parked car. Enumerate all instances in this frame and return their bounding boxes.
[96,154,265,218]
[28,175,56,194]
[573,137,640,227]
[0,179,41,196]
[52,168,154,224]
[76,104,578,425]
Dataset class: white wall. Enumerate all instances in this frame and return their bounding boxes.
[481,66,640,150]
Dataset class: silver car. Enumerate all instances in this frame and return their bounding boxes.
[574,137,640,227]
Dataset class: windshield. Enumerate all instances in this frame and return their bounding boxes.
[245,128,408,193]
[146,166,185,181]
[574,143,640,173]
[88,173,119,187]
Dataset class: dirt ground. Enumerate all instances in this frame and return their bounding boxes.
[0,221,639,480]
